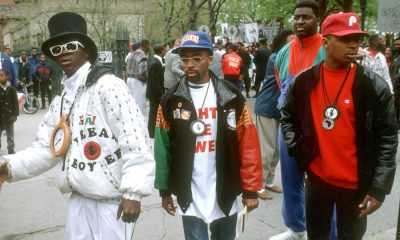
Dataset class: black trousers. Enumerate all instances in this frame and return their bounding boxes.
[244,72,251,93]
[40,80,52,106]
[306,172,367,240]
[33,79,39,97]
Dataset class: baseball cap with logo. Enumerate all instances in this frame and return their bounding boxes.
[172,31,213,55]
[322,12,369,37]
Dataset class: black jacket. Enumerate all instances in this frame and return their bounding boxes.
[281,63,398,202]
[146,56,164,100]
[156,71,262,215]
[0,85,19,125]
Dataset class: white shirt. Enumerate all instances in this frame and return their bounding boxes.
[176,80,238,223]
[61,62,91,97]
[154,54,163,66]
[362,48,393,94]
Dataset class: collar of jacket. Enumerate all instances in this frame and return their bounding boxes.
[293,33,322,48]
[85,62,114,87]
[173,71,236,106]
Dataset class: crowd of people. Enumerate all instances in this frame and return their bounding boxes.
[0,1,399,239]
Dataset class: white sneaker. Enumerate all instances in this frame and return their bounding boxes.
[269,229,307,240]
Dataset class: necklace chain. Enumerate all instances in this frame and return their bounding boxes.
[321,64,352,109]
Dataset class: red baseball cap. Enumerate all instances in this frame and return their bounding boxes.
[322,12,369,37]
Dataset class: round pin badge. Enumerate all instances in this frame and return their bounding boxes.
[190,120,206,136]
[324,106,340,120]
[84,141,101,160]
[322,118,334,130]
[227,111,236,129]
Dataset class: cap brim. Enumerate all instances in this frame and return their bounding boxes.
[41,33,98,63]
[172,45,213,55]
[323,30,369,37]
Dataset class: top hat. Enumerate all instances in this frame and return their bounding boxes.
[322,12,369,37]
[41,12,97,63]
[172,31,213,55]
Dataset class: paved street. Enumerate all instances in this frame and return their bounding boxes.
[0,96,399,240]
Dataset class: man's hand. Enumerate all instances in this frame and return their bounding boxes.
[242,198,259,212]
[359,195,382,218]
[161,196,176,216]
[0,163,9,186]
[117,199,141,223]
[10,116,16,123]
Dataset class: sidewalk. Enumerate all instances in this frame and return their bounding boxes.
[0,98,399,240]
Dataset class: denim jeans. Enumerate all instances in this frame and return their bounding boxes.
[182,214,237,240]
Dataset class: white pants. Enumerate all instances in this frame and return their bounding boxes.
[127,77,147,115]
[66,193,133,240]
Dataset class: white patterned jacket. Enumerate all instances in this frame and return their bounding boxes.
[4,62,155,201]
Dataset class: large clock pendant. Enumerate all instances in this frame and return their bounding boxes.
[50,115,72,157]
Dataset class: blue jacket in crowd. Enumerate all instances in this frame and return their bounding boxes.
[0,52,17,87]
[254,53,280,119]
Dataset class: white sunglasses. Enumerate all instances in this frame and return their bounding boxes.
[49,41,85,56]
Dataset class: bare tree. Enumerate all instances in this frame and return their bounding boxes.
[159,0,186,41]
[187,0,208,30]
[208,0,226,43]
[87,0,116,50]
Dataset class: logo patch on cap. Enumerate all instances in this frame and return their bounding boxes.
[349,16,357,27]
[182,34,200,44]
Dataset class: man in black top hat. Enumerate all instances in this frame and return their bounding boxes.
[0,12,155,239]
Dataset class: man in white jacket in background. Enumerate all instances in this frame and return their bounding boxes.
[0,12,155,240]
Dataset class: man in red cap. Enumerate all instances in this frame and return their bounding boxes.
[280,12,397,239]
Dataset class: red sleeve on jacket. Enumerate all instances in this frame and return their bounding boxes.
[274,64,282,91]
[236,102,263,192]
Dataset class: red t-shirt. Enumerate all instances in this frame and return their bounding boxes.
[309,64,358,189]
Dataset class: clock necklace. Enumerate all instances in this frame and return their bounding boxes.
[50,92,75,157]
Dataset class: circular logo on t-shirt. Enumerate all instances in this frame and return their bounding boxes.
[84,141,101,160]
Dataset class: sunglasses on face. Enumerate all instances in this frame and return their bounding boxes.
[49,41,85,56]
[180,56,204,65]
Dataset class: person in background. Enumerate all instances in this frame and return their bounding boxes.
[253,38,272,97]
[237,42,252,98]
[215,40,225,55]
[3,47,14,63]
[361,34,393,94]
[254,30,294,201]
[390,38,400,125]
[146,44,165,138]
[1,49,16,87]
[28,47,40,100]
[222,43,244,92]
[164,38,184,91]
[209,47,223,80]
[14,50,31,92]
[0,69,18,154]
[34,53,53,109]
[281,12,397,240]
[385,47,392,68]
[126,39,150,115]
